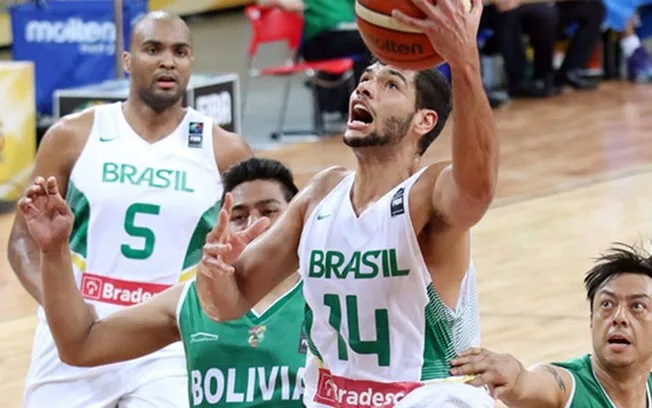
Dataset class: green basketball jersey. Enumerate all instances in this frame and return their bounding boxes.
[303,0,355,41]
[552,354,652,407]
[177,279,307,407]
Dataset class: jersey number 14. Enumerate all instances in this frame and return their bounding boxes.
[324,293,391,367]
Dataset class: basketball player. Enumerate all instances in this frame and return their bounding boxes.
[16,158,306,407]
[196,0,498,406]
[450,242,652,407]
[7,11,252,408]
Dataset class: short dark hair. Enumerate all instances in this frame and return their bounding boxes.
[221,158,299,204]
[584,242,652,308]
[414,69,452,156]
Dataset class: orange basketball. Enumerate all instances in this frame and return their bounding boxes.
[355,0,471,70]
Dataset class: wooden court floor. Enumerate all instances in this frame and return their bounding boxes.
[1,82,652,406]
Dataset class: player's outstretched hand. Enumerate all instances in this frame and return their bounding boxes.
[449,347,524,399]
[18,176,73,253]
[199,192,270,277]
[391,0,483,69]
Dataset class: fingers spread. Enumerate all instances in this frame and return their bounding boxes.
[471,0,483,16]
[201,254,235,276]
[391,9,428,30]
[206,207,229,243]
[18,197,37,218]
[404,0,437,19]
[46,176,61,196]
[455,347,485,359]
[239,216,271,244]
[203,242,232,258]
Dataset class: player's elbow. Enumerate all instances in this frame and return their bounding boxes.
[451,188,495,228]
[7,229,28,277]
[57,346,95,367]
[461,177,495,209]
[200,299,247,323]
[196,289,248,323]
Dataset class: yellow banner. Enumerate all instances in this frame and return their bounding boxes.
[0,62,36,203]
[0,11,9,47]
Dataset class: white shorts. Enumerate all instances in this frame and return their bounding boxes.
[24,320,188,408]
[395,381,494,408]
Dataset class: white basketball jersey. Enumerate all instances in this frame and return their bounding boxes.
[297,168,480,408]
[37,102,223,324]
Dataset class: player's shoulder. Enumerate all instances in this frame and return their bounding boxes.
[41,108,95,151]
[306,165,351,196]
[531,362,575,396]
[296,166,351,218]
[210,124,253,173]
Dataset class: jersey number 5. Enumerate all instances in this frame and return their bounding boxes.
[324,293,390,367]
[121,203,160,260]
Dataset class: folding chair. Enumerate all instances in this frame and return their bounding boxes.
[242,5,356,140]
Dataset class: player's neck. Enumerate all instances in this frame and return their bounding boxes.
[251,273,300,316]
[591,356,649,407]
[351,145,419,217]
[121,99,185,143]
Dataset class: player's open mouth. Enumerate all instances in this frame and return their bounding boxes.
[348,99,374,130]
[156,75,177,89]
[607,333,631,351]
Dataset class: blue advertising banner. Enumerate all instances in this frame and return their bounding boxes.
[9,0,147,115]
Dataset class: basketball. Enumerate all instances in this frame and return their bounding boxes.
[355,0,471,70]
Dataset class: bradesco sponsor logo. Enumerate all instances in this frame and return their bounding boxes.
[314,368,421,407]
[81,273,171,306]
[25,18,116,55]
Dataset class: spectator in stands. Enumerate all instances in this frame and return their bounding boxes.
[482,0,605,98]
[258,0,509,110]
[258,0,372,116]
[603,0,652,82]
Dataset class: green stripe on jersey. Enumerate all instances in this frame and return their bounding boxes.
[182,201,221,270]
[66,181,90,257]
[422,283,457,380]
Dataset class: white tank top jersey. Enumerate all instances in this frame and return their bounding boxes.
[36,102,223,331]
[297,167,481,408]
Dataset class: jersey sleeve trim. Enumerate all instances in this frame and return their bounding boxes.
[175,279,195,332]
[558,366,576,408]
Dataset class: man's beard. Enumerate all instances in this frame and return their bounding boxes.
[138,83,186,113]
[344,111,414,148]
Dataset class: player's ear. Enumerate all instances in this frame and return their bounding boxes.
[123,51,131,75]
[413,109,437,137]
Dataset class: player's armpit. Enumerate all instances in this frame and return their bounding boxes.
[212,125,254,173]
[64,284,184,367]
[502,364,572,408]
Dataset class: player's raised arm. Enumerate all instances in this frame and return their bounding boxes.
[394,0,499,229]
[197,166,344,322]
[19,177,182,367]
[197,190,307,322]
[449,348,571,408]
